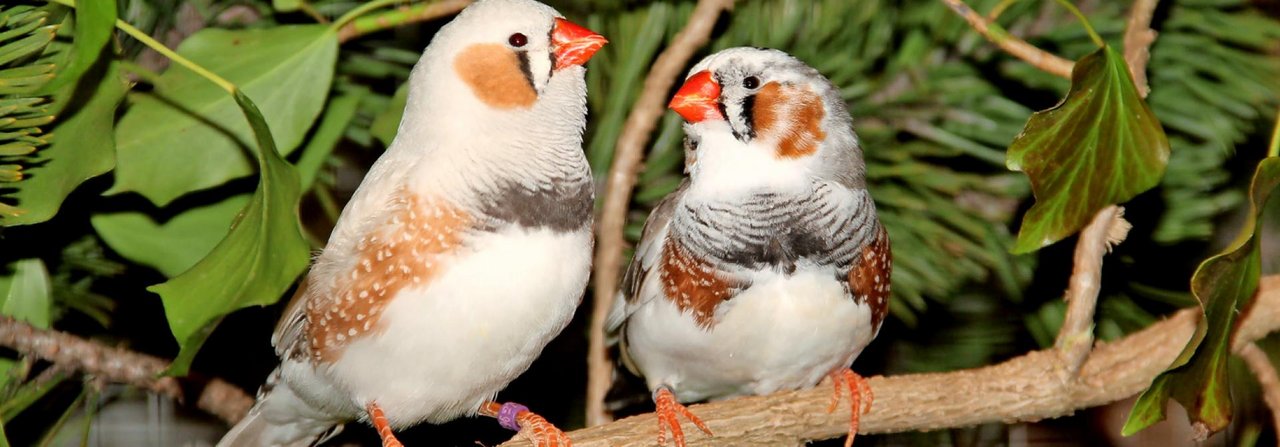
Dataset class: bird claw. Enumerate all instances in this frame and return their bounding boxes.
[655,388,712,447]
[826,369,873,447]
[515,411,572,447]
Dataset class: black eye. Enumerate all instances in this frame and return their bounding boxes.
[508,33,528,47]
[743,76,760,89]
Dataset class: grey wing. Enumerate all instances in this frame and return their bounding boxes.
[604,180,688,338]
[272,275,311,360]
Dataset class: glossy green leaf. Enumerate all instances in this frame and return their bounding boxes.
[1007,46,1170,253]
[1123,156,1280,436]
[0,258,51,328]
[35,0,114,94]
[272,0,302,12]
[91,194,251,277]
[298,89,364,189]
[150,91,310,376]
[2,60,127,226]
[369,82,407,147]
[110,25,337,206]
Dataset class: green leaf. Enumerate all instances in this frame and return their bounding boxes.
[272,0,302,12]
[110,25,338,206]
[91,194,252,277]
[0,258,51,328]
[149,90,310,376]
[298,89,364,189]
[2,60,127,226]
[369,82,407,147]
[1006,46,1170,253]
[35,0,114,94]
[1123,156,1280,436]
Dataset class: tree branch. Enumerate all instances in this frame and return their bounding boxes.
[500,275,1280,447]
[585,0,735,427]
[1122,0,1159,96]
[1055,205,1129,372]
[0,316,253,426]
[336,0,472,44]
[939,0,1074,79]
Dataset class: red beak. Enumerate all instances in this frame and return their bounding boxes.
[668,71,723,123]
[552,18,607,69]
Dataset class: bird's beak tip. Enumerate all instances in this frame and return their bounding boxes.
[669,71,723,123]
[552,18,607,69]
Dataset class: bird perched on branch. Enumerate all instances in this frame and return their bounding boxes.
[217,1,605,446]
[607,47,891,447]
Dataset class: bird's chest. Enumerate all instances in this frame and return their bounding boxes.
[628,268,874,402]
[674,190,845,271]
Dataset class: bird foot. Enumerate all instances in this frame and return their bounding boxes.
[826,369,873,447]
[654,387,712,447]
[366,402,405,447]
[480,401,572,447]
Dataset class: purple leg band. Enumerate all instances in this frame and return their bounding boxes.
[498,402,529,432]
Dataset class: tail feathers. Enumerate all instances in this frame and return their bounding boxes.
[217,373,341,447]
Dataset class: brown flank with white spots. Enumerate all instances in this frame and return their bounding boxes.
[660,238,736,329]
[454,43,537,110]
[848,225,891,331]
[752,82,827,159]
[306,192,471,362]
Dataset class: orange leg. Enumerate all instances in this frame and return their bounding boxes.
[654,387,712,447]
[826,369,874,447]
[366,402,404,447]
[479,401,572,447]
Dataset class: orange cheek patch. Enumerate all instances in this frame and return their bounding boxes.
[753,82,827,159]
[660,238,735,329]
[306,192,472,362]
[453,43,537,110]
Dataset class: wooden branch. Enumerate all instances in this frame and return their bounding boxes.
[1237,341,1280,445]
[585,0,735,427]
[1055,205,1128,372]
[500,275,1280,447]
[336,0,472,44]
[1122,0,1159,96]
[939,0,1074,79]
[0,316,254,426]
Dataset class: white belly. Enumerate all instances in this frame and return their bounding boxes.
[300,226,591,426]
[626,268,873,402]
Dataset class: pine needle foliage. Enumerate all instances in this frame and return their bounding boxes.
[0,4,57,218]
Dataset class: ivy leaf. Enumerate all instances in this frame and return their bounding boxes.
[91,194,251,277]
[1006,45,1170,253]
[35,0,114,94]
[1123,156,1280,436]
[149,91,309,376]
[110,25,337,207]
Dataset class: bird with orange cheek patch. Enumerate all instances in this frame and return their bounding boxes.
[216,1,605,446]
[607,48,891,447]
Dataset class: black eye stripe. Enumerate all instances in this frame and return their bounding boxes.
[516,51,536,92]
[740,94,757,139]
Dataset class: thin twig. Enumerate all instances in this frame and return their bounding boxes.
[336,0,472,44]
[499,275,1280,446]
[1122,0,1159,96]
[939,0,1074,79]
[1055,205,1128,372]
[0,316,254,425]
[585,0,735,428]
[1237,342,1280,445]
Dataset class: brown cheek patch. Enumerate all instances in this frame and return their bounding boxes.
[453,43,537,110]
[847,226,891,331]
[660,238,735,329]
[753,82,827,159]
[307,193,472,362]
